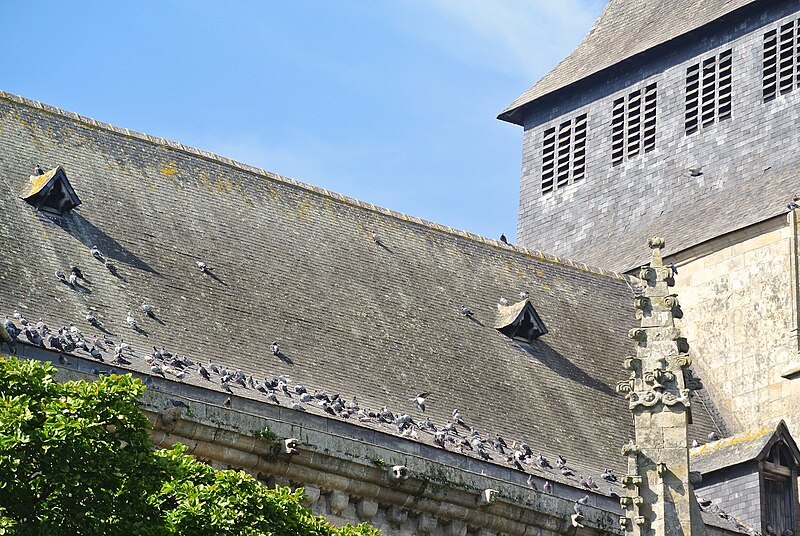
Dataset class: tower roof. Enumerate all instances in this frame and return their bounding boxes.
[498,0,758,125]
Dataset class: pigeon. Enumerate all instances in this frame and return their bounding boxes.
[692,439,700,447]
[500,233,508,244]
[90,246,103,260]
[789,202,799,211]
[126,312,137,330]
[150,364,165,377]
[89,347,103,361]
[34,164,44,175]
[55,269,68,284]
[499,297,509,306]
[560,466,574,477]
[526,475,536,489]
[58,354,70,366]
[86,312,98,326]
[581,476,598,489]
[708,431,720,441]
[669,263,678,276]
[196,261,210,273]
[543,481,553,494]
[434,430,447,448]
[141,303,155,317]
[371,230,379,243]
[68,272,78,286]
[271,341,280,356]
[575,495,589,515]
[519,291,529,300]
[601,468,617,482]
[452,409,466,427]
[47,335,63,352]
[266,391,279,404]
[459,305,473,317]
[195,364,209,380]
[536,454,551,468]
[556,455,567,468]
[688,165,703,177]
[410,392,430,412]
[13,311,28,326]
[291,402,305,412]
[223,396,231,408]
[70,265,83,279]
[223,383,233,394]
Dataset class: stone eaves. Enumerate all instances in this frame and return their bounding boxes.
[0,90,718,484]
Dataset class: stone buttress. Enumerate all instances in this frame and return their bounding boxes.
[617,238,706,536]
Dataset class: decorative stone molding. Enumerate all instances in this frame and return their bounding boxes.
[304,485,321,505]
[388,464,409,481]
[281,437,300,455]
[476,488,499,506]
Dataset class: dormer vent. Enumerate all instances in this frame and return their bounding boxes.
[495,299,548,343]
[20,166,81,215]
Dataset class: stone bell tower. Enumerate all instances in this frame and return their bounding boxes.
[617,238,706,536]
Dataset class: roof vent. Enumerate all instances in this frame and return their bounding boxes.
[20,166,81,215]
[494,299,548,343]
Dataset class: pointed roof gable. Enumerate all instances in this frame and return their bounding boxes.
[690,420,800,475]
[20,165,81,214]
[499,0,760,125]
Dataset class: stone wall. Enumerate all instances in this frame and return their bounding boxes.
[516,1,799,265]
[667,214,800,438]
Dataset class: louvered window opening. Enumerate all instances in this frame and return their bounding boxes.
[763,20,799,102]
[612,84,657,165]
[541,113,587,194]
[685,49,732,134]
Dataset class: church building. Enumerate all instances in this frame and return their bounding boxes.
[0,1,798,535]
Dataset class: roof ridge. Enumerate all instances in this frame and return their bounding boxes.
[0,88,632,282]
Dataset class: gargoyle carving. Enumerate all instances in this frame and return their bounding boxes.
[683,368,703,391]
[628,328,647,342]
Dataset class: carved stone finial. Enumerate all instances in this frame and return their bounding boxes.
[648,236,665,249]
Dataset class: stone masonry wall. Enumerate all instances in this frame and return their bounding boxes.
[516,1,799,264]
[695,463,762,533]
[667,214,800,438]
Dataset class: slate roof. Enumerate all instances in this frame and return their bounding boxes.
[0,90,717,484]
[564,164,797,273]
[690,420,799,474]
[499,0,757,124]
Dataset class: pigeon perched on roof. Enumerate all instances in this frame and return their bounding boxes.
[126,313,137,330]
[601,468,617,482]
[55,269,68,284]
[574,495,589,515]
[410,392,430,412]
[371,230,379,243]
[498,297,509,306]
[223,396,231,408]
[291,401,305,412]
[708,431,721,441]
[536,454,551,468]
[150,364,165,377]
[581,476,598,489]
[90,246,103,260]
[543,481,553,494]
[556,455,567,468]
[86,312,98,326]
[500,233,507,244]
[68,272,78,286]
[196,261,211,273]
[459,305,473,317]
[34,164,44,175]
[141,303,155,317]
[561,466,575,477]
[519,291,529,300]
[13,311,28,326]
[271,341,280,356]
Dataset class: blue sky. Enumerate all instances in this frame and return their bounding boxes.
[1,1,605,241]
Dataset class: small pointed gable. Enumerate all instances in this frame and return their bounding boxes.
[20,166,81,215]
[494,299,548,343]
[690,420,800,475]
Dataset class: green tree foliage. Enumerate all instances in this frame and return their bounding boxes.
[0,356,379,536]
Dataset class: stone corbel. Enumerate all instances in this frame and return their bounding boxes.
[416,513,438,535]
[356,499,378,520]
[445,519,467,536]
[623,355,641,371]
[386,506,408,526]
[281,437,301,455]
[328,490,350,515]
[622,475,643,487]
[620,516,630,529]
